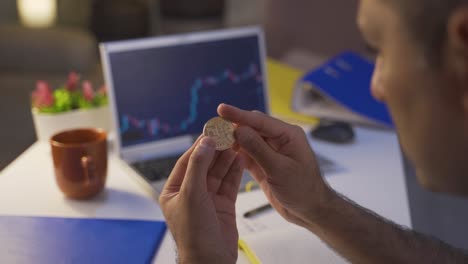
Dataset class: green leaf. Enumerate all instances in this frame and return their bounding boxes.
[53,88,73,112]
[78,97,93,109]
[93,94,108,107]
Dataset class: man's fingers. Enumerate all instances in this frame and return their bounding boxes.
[235,126,284,174]
[207,149,237,193]
[218,104,291,138]
[238,150,268,185]
[238,150,275,197]
[163,135,203,192]
[182,137,217,194]
[218,154,244,202]
[209,152,221,170]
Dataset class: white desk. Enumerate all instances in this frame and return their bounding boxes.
[0,127,411,263]
[0,142,175,263]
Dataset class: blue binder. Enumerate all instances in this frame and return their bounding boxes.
[0,216,166,264]
[300,51,394,127]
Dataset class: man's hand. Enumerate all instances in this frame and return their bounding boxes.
[219,104,468,264]
[218,104,336,228]
[159,136,244,264]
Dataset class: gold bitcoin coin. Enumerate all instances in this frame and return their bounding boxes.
[203,117,235,151]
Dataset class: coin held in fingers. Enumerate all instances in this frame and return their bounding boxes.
[203,117,235,151]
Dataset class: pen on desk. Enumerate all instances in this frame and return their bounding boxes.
[243,203,273,218]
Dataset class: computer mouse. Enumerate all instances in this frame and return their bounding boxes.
[311,121,355,144]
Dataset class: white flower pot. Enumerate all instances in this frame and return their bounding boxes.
[32,106,113,141]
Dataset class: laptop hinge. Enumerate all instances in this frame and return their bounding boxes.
[121,135,194,163]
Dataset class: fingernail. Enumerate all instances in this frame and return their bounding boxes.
[221,103,235,109]
[199,137,215,149]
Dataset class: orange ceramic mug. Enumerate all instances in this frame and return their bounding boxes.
[50,128,107,200]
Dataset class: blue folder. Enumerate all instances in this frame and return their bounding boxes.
[301,51,394,127]
[0,216,166,264]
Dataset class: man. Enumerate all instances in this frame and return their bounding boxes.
[159,0,468,263]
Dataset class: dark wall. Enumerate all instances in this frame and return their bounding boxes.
[0,0,18,24]
[264,0,366,59]
[57,0,92,28]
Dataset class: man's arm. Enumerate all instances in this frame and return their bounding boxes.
[306,192,468,264]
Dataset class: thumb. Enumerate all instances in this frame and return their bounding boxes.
[182,137,217,194]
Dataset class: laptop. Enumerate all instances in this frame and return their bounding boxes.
[100,27,269,194]
[100,27,339,195]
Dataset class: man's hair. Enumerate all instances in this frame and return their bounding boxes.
[390,0,466,63]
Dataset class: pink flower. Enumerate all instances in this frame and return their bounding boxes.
[97,85,107,96]
[36,80,49,94]
[66,72,80,91]
[32,81,54,108]
[82,81,94,101]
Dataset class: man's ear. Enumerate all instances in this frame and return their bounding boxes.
[447,7,468,114]
[448,7,468,55]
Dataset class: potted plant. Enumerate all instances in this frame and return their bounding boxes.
[31,72,112,141]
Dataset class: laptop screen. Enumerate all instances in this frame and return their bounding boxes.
[106,33,267,148]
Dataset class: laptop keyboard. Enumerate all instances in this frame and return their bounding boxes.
[130,153,342,186]
[131,155,181,182]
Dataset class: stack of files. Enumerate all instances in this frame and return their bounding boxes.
[292,51,393,128]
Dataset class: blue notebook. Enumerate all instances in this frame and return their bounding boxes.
[0,216,166,264]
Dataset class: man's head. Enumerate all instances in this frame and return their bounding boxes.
[389,0,463,63]
[357,0,468,195]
